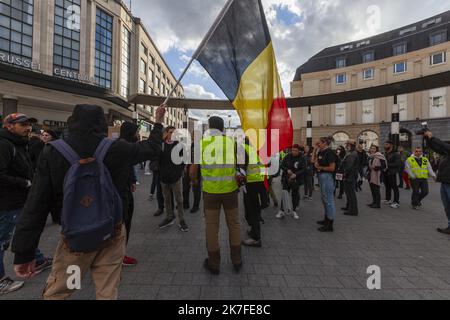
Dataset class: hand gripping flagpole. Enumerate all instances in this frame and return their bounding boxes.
[163,0,235,106]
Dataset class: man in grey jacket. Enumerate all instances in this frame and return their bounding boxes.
[341,140,360,216]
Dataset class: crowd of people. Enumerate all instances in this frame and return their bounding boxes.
[1,104,449,300]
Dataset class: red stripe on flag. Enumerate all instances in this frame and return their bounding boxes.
[266,97,293,158]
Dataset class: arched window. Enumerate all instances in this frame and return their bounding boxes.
[358,131,379,151]
[332,132,350,149]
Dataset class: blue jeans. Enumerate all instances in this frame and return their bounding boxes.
[0,209,45,279]
[441,184,450,228]
[318,173,336,220]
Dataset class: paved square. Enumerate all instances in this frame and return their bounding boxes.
[3,172,450,300]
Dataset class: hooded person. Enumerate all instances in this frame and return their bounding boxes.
[11,104,166,300]
[119,122,139,267]
[367,145,387,209]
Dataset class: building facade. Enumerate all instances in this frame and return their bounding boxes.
[291,11,450,150]
[0,0,186,134]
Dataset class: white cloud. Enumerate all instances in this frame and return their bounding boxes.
[184,84,219,100]
[131,0,450,97]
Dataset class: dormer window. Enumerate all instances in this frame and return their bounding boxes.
[336,57,346,68]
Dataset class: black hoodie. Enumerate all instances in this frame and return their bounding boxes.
[12,105,163,264]
[0,128,33,211]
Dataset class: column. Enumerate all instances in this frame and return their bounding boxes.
[1,96,18,117]
[307,106,313,147]
[391,95,400,149]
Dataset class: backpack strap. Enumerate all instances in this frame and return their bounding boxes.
[94,138,114,163]
[49,140,80,165]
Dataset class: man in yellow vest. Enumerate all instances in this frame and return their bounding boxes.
[190,117,242,275]
[405,147,436,210]
[242,137,267,248]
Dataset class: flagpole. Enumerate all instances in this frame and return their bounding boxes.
[163,0,235,105]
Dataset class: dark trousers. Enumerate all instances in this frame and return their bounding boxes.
[150,171,157,195]
[370,183,381,206]
[244,182,265,241]
[152,171,165,210]
[124,190,134,245]
[385,173,400,203]
[282,179,300,210]
[411,179,429,206]
[182,172,201,209]
[304,174,314,197]
[344,179,358,214]
[398,170,404,188]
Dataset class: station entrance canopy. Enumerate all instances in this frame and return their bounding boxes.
[128,71,450,110]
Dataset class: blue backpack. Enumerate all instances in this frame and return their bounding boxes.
[49,138,123,253]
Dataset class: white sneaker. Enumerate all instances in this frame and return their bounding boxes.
[383,200,393,205]
[390,202,400,209]
[0,277,24,295]
[136,182,141,186]
[292,211,300,220]
[276,211,285,219]
[144,172,152,176]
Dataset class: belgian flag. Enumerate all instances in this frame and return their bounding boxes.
[197,0,293,159]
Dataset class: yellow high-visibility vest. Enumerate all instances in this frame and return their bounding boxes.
[407,156,430,179]
[201,135,238,194]
[243,144,265,183]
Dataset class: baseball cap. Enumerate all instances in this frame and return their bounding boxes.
[3,113,32,126]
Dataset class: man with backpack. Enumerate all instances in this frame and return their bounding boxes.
[0,113,53,295]
[11,104,165,300]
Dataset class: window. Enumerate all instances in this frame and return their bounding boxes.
[336,73,346,84]
[148,68,154,84]
[157,64,161,73]
[139,58,146,75]
[53,0,81,75]
[140,42,147,56]
[332,132,349,149]
[363,68,374,80]
[430,31,447,46]
[335,103,346,125]
[358,131,379,151]
[0,0,34,63]
[336,57,346,68]
[362,51,374,63]
[394,61,407,74]
[139,79,146,93]
[362,99,375,124]
[398,94,408,121]
[430,51,446,65]
[393,43,407,56]
[94,8,113,88]
[430,88,447,119]
[150,55,155,64]
[120,25,131,98]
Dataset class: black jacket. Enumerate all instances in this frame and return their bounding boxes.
[28,136,44,173]
[427,137,450,184]
[159,140,185,184]
[340,150,359,181]
[0,129,33,211]
[12,105,163,264]
[281,153,307,184]
[384,151,402,175]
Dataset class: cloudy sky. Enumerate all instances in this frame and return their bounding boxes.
[128,0,450,125]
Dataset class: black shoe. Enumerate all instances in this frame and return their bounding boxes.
[233,263,242,273]
[341,207,348,211]
[437,227,450,235]
[318,219,334,232]
[343,211,358,216]
[179,220,189,232]
[153,209,164,217]
[317,216,328,226]
[369,204,381,209]
[158,218,175,229]
[367,203,375,207]
[337,196,343,200]
[203,259,220,275]
[190,207,199,213]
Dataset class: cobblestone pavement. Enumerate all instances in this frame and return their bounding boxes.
[3,172,450,300]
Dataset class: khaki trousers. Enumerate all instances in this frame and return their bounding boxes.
[43,225,126,300]
[203,191,241,269]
